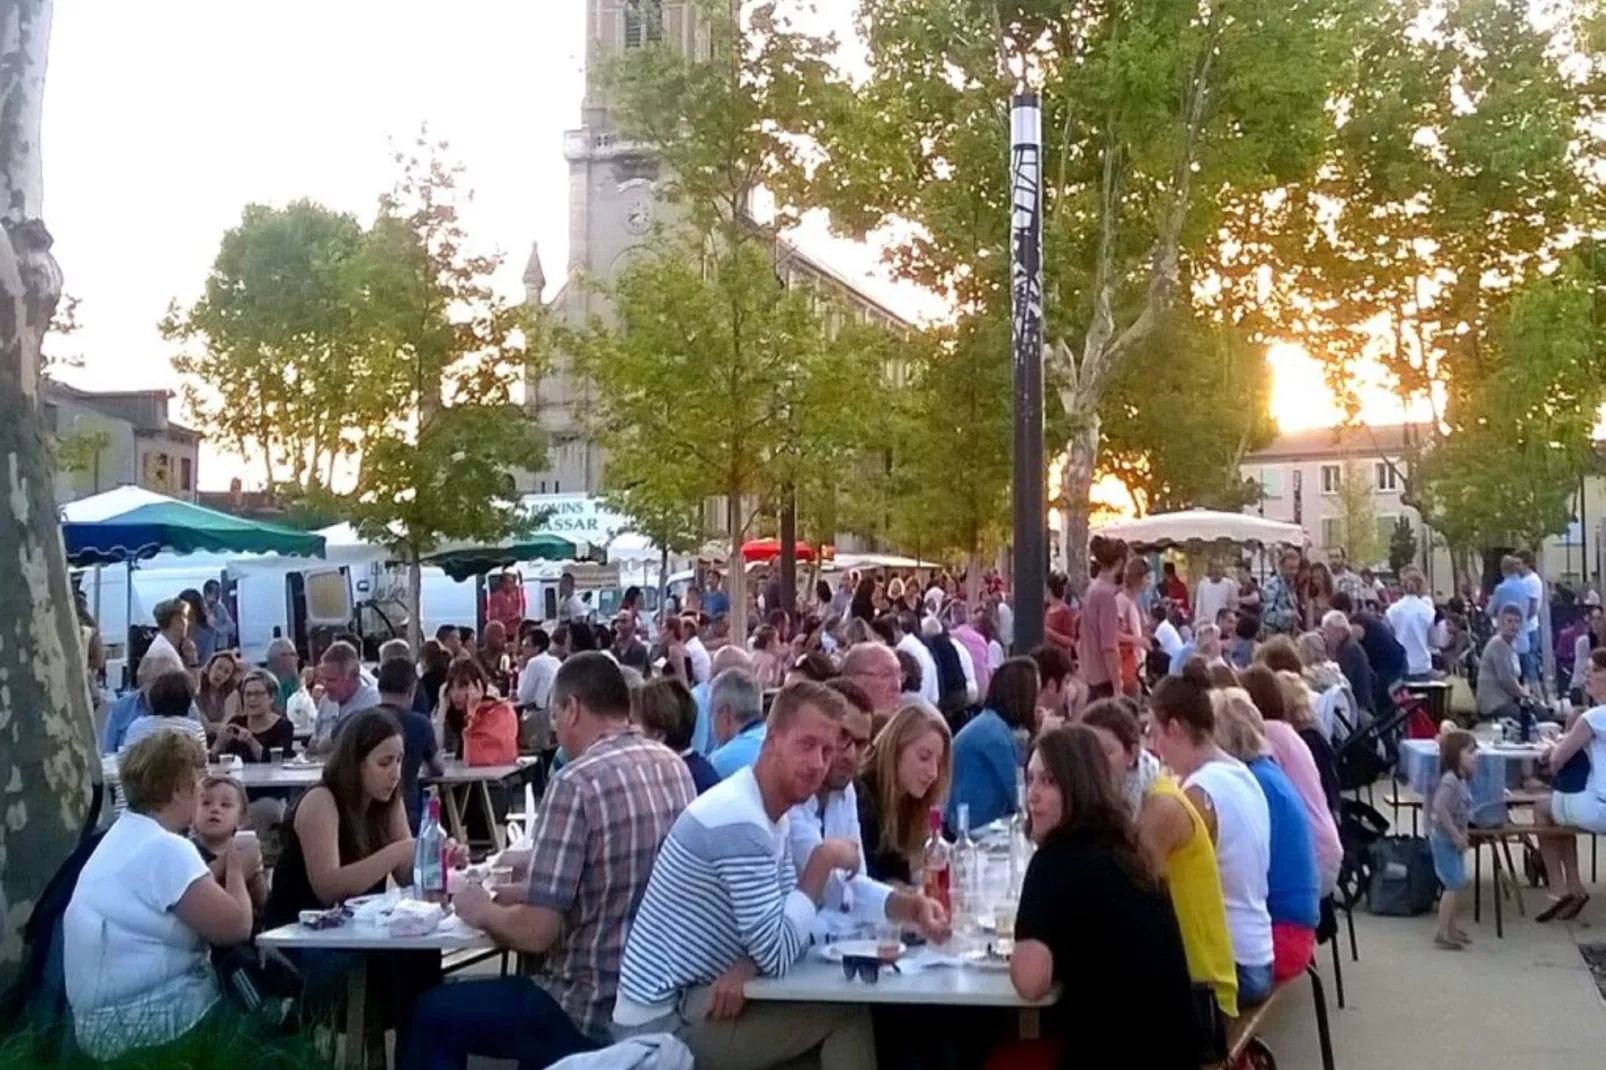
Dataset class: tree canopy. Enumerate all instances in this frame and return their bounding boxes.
[164,200,371,492]
[810,0,1358,581]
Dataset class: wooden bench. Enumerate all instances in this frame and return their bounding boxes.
[1212,965,1335,1070]
[1470,823,1594,938]
[1387,785,1548,837]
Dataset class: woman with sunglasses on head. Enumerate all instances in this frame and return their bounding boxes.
[998,725,1197,1070]
[213,668,294,763]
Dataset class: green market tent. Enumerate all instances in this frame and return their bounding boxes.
[60,485,326,565]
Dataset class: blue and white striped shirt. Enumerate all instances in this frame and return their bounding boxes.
[613,766,817,1024]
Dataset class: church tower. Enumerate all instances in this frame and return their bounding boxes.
[526,1,702,496]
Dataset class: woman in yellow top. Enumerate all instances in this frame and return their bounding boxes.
[1082,699,1238,1018]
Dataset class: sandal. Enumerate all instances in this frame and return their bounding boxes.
[1451,929,1474,945]
[1434,935,1464,950]
[1536,894,1578,923]
[1558,894,1591,921]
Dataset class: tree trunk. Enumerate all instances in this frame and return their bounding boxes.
[726,494,747,644]
[1060,410,1100,597]
[657,545,669,633]
[779,482,796,615]
[1,0,97,987]
[406,550,423,653]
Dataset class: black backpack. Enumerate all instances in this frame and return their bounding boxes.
[0,811,107,1052]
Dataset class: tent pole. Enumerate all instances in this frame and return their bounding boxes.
[125,558,134,690]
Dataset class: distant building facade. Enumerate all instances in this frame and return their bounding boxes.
[523,0,908,547]
[1241,424,1606,596]
[45,380,201,506]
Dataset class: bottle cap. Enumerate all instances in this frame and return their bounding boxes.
[928,806,943,831]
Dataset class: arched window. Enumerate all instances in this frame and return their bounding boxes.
[624,0,663,49]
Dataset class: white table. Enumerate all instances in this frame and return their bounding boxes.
[746,842,1057,1037]
[746,952,1053,1007]
[259,916,492,1070]
[100,756,325,790]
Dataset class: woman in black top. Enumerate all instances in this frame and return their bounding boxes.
[1009,725,1198,1070]
[265,709,415,928]
[213,668,294,763]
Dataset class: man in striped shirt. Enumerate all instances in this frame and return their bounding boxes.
[613,681,876,1070]
[405,653,696,1068]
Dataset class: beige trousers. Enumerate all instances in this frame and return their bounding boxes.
[676,985,878,1070]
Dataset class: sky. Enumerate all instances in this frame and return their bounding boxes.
[41,0,1407,491]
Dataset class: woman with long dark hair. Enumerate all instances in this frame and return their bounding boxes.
[1004,726,1197,1069]
[850,574,878,623]
[265,709,414,927]
[265,709,454,1054]
[178,588,217,664]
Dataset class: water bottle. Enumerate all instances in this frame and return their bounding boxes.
[1007,768,1030,897]
[951,803,979,931]
[1519,703,1536,744]
[413,791,447,903]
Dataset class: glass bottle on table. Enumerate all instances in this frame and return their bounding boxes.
[950,802,980,932]
[1006,766,1031,897]
[414,790,448,904]
[920,806,951,919]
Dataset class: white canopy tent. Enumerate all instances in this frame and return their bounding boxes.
[1092,509,1307,552]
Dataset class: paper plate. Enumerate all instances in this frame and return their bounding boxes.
[822,939,905,962]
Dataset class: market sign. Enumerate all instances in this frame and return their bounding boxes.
[526,494,630,543]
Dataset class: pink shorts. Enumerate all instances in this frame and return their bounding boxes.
[1272,922,1316,983]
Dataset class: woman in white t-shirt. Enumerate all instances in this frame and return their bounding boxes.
[64,731,255,1059]
[1535,648,1606,921]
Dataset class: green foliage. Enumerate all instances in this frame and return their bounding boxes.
[880,315,1013,560]
[579,0,888,623]
[1389,515,1416,575]
[1269,0,1606,555]
[811,0,1361,570]
[345,139,545,577]
[164,200,371,492]
[568,230,817,546]
[1412,256,1606,551]
[1335,460,1381,569]
[0,1013,332,1070]
[52,427,111,477]
[1100,310,1275,515]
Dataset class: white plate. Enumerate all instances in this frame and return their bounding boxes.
[822,939,905,962]
[960,947,1011,971]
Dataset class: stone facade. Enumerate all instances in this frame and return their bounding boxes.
[523,0,909,527]
[44,380,201,506]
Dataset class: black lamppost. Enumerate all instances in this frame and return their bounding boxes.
[1009,91,1045,653]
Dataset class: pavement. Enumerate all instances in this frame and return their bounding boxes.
[1258,881,1605,1068]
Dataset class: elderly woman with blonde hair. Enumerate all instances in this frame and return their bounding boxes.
[1211,688,1320,984]
[64,731,255,1059]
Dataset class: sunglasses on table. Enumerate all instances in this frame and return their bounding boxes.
[841,955,901,983]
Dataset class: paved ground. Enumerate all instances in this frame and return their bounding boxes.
[1259,882,1605,1068]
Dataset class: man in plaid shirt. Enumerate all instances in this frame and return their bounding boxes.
[405,652,696,1068]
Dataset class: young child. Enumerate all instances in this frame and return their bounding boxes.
[193,775,267,914]
[1430,729,1477,949]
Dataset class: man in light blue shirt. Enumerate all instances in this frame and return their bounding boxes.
[708,667,766,780]
[691,645,755,756]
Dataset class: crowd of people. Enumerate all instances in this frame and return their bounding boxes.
[50,537,1606,1069]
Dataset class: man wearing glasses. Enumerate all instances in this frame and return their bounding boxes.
[785,679,950,943]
